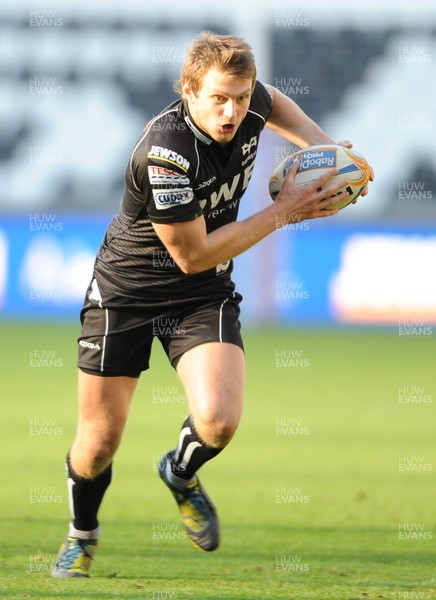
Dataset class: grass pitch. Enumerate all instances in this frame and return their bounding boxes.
[0,322,434,599]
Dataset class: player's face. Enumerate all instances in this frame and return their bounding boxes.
[183,68,253,145]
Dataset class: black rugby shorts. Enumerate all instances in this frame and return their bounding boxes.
[77,279,244,378]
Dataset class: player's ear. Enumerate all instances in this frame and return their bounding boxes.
[182,80,196,101]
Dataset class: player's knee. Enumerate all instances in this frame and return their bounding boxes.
[196,415,239,448]
[76,436,120,477]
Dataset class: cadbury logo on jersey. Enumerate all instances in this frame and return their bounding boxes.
[152,188,194,210]
[148,145,190,171]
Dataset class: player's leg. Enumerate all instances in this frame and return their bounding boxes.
[51,370,138,578]
[71,370,138,477]
[159,341,245,551]
[68,370,138,525]
[174,341,245,472]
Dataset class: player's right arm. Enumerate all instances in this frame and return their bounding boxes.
[152,160,349,274]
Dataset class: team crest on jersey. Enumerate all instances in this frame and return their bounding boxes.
[148,166,190,186]
[152,187,194,210]
[241,136,258,156]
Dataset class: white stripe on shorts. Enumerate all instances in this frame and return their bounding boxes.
[100,308,109,372]
[218,298,228,342]
[218,292,235,342]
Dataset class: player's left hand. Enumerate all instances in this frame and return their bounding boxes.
[336,139,374,201]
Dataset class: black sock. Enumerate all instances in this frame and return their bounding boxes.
[66,452,112,532]
[170,416,224,480]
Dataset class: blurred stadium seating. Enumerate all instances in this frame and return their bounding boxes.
[0,8,228,211]
[1,1,435,323]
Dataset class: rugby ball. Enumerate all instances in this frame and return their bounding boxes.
[269,144,370,211]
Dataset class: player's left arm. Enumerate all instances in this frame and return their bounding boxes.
[264,84,374,195]
[264,84,335,147]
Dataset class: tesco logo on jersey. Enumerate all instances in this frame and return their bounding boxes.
[148,166,190,186]
[152,188,194,210]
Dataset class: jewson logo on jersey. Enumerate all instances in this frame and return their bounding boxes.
[148,166,190,186]
[294,149,337,172]
[148,146,190,171]
[152,188,194,210]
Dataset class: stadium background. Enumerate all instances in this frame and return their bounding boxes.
[1,0,435,326]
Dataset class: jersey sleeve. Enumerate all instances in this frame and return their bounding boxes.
[251,80,274,124]
[129,119,203,224]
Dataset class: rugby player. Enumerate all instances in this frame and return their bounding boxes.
[51,31,372,578]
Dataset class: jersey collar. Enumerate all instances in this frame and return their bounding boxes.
[182,101,213,146]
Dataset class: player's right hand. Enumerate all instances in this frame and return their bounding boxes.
[274,157,350,222]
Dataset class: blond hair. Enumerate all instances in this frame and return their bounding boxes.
[175,31,257,96]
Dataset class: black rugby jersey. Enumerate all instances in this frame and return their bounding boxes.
[93,81,273,301]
